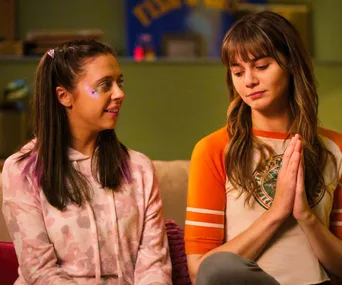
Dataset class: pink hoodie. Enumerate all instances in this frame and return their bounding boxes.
[2,141,172,285]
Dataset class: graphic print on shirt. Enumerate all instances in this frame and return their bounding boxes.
[252,154,326,210]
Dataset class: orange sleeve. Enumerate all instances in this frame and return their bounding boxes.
[320,128,342,240]
[330,183,342,240]
[184,127,228,254]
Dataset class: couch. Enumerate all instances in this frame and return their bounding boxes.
[1,161,342,285]
[0,160,191,284]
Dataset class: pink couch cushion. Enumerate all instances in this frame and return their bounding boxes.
[165,219,191,285]
[0,241,19,285]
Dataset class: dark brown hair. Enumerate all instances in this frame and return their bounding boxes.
[221,11,336,204]
[19,39,130,210]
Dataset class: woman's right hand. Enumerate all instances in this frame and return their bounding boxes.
[270,134,302,220]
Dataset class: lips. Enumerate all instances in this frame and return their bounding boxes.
[104,106,120,113]
[247,90,265,99]
[104,109,118,113]
[247,90,265,97]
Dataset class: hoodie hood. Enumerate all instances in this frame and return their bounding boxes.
[68,147,91,162]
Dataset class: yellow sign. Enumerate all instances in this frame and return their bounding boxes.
[133,0,240,27]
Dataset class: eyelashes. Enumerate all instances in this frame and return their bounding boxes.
[93,78,124,94]
[256,64,269,70]
[99,80,113,92]
[118,79,124,88]
[232,64,270,77]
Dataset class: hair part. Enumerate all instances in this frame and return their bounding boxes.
[18,39,130,210]
[221,11,337,205]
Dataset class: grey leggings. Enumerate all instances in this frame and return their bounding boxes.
[196,252,280,285]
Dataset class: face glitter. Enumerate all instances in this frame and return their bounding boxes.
[85,85,100,99]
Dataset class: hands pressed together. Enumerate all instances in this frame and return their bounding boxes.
[271,134,314,224]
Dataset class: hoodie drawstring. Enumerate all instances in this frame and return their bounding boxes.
[86,203,102,284]
[110,190,125,284]
[73,160,102,284]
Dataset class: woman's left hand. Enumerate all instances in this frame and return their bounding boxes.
[292,149,315,224]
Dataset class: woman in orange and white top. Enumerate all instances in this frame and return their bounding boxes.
[185,11,342,285]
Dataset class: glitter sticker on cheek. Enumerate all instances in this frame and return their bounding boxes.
[85,85,100,99]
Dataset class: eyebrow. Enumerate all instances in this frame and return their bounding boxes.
[93,74,123,85]
[230,56,268,67]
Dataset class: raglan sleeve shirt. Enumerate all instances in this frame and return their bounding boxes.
[185,126,342,255]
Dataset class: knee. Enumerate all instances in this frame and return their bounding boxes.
[196,252,249,285]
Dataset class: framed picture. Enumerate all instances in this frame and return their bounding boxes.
[161,33,206,58]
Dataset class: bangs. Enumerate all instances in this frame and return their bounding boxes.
[222,25,278,66]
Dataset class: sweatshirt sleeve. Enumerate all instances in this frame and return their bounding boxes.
[134,159,172,285]
[184,127,228,255]
[1,155,77,285]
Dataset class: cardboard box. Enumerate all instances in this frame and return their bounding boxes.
[0,0,15,41]
[0,40,23,55]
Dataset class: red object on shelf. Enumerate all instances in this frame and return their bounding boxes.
[133,46,144,61]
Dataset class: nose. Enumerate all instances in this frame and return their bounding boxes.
[110,83,124,101]
[245,69,258,88]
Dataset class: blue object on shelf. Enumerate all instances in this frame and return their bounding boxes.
[125,0,268,58]
[3,79,31,101]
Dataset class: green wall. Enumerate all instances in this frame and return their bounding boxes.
[0,0,341,160]
[312,0,342,61]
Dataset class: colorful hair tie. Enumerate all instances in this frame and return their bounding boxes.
[47,49,55,58]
